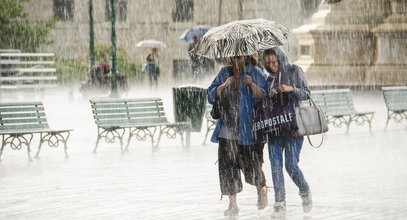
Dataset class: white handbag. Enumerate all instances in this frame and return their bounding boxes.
[295,95,329,148]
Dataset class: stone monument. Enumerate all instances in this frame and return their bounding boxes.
[293,0,406,87]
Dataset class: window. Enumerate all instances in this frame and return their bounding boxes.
[106,0,127,22]
[172,0,194,22]
[53,0,74,21]
[300,45,310,56]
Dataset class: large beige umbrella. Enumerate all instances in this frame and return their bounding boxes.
[192,18,291,58]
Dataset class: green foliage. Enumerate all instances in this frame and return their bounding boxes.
[0,0,55,52]
[55,57,88,85]
[55,42,144,85]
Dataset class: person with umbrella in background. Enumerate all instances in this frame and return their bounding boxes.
[136,40,166,89]
[193,18,292,217]
[182,25,212,82]
[146,47,160,88]
[188,35,201,81]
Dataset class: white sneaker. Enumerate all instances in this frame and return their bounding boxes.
[300,191,312,213]
[271,202,286,219]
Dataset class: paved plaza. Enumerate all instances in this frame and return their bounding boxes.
[0,87,406,219]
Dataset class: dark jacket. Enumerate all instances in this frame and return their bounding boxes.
[265,47,310,106]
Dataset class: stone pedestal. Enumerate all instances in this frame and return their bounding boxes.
[293,0,391,87]
[367,0,407,86]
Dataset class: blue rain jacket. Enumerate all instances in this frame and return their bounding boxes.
[208,65,267,145]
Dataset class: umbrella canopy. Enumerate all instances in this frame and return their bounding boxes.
[179,25,211,42]
[193,18,291,58]
[136,40,167,48]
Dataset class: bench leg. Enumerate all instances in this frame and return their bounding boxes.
[36,132,71,159]
[26,143,33,162]
[367,114,374,133]
[93,135,101,154]
[1,134,33,161]
[124,129,133,152]
[346,116,352,133]
[34,138,44,159]
[384,111,391,130]
[127,127,156,151]
[185,131,191,148]
[155,129,164,150]
[202,127,209,145]
[93,127,125,154]
[0,136,5,161]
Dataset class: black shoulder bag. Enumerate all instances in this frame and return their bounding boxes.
[210,67,233,119]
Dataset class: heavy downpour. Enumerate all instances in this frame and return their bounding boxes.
[0,0,406,219]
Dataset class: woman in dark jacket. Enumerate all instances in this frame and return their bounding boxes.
[263,47,312,218]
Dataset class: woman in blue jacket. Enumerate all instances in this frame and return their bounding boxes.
[207,55,268,216]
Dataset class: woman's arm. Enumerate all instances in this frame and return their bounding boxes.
[244,75,264,99]
[207,67,228,104]
[247,67,267,100]
[291,65,310,100]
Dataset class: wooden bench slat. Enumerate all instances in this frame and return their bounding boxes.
[0,112,46,118]
[0,123,49,131]
[96,118,168,126]
[0,60,55,65]
[94,112,165,120]
[93,102,164,109]
[90,98,163,104]
[93,107,164,115]
[0,53,54,57]
[0,106,45,112]
[1,117,48,124]
[1,76,58,81]
[382,86,407,91]
[0,102,43,106]
[0,68,56,73]
[0,84,58,89]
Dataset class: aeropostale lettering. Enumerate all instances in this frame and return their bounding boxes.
[253,113,293,131]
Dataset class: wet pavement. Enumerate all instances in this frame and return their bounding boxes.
[0,87,406,219]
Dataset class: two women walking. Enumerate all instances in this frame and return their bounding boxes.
[208,47,312,217]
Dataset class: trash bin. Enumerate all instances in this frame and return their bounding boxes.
[172,85,207,132]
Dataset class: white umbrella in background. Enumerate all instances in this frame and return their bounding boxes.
[136,40,167,48]
[192,18,291,58]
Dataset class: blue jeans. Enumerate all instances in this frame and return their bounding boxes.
[267,135,310,202]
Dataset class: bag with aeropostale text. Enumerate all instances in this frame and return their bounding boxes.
[252,92,298,142]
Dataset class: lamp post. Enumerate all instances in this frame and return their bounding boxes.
[88,0,95,71]
[109,0,118,97]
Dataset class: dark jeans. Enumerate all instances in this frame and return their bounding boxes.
[218,138,266,195]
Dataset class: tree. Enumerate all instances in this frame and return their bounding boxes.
[0,0,55,52]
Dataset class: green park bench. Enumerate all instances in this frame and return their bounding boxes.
[0,102,73,161]
[305,89,375,132]
[202,103,216,145]
[381,86,407,129]
[90,98,191,153]
[0,52,57,92]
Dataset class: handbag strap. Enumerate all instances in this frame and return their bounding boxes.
[303,94,326,148]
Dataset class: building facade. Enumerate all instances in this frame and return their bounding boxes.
[24,0,320,83]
